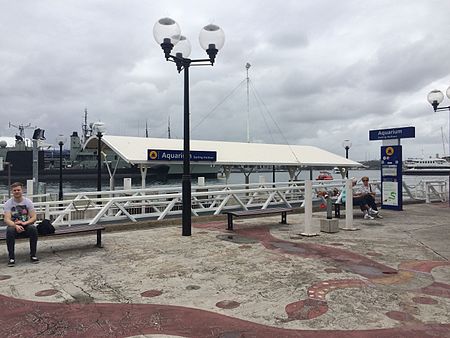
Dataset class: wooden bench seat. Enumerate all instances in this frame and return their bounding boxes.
[224,207,293,231]
[332,199,381,219]
[0,224,105,248]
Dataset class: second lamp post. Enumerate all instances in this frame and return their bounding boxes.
[342,139,352,178]
[56,134,66,201]
[153,18,225,236]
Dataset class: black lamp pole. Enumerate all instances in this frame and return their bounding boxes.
[97,131,102,192]
[58,141,64,200]
[171,54,215,236]
[155,18,224,236]
[182,62,192,236]
[345,146,349,178]
[427,88,450,207]
[342,139,352,179]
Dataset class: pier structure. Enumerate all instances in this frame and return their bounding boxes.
[83,134,362,187]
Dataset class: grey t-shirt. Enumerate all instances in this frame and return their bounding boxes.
[3,197,35,223]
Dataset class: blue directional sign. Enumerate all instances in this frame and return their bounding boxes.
[147,149,217,162]
[380,145,403,210]
[369,127,415,141]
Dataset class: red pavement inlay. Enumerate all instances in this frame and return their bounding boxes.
[235,227,398,279]
[0,275,11,281]
[399,260,450,273]
[385,311,416,322]
[35,289,59,297]
[1,294,450,337]
[307,279,369,301]
[412,296,438,305]
[140,290,163,298]
[285,298,328,321]
[421,282,450,299]
[216,300,241,309]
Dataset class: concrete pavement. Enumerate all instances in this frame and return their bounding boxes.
[0,202,449,337]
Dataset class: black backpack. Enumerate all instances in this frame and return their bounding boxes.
[37,219,55,235]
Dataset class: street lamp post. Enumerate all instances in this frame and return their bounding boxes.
[56,134,66,201]
[427,87,450,206]
[93,123,107,193]
[153,17,225,236]
[342,139,352,178]
[97,131,103,192]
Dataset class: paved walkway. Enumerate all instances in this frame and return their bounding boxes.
[0,203,449,337]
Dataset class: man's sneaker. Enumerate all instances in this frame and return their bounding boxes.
[7,259,15,267]
[30,256,39,264]
[364,213,374,220]
[375,214,383,219]
[369,208,379,215]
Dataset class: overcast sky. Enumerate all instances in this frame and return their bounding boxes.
[1,0,450,161]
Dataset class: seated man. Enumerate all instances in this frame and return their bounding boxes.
[3,182,39,267]
[357,176,382,219]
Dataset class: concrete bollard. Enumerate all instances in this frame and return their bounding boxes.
[326,194,332,219]
[301,180,318,236]
[340,179,359,231]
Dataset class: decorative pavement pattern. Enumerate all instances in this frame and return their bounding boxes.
[1,216,450,337]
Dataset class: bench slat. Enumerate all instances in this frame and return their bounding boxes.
[225,208,293,231]
[226,208,292,217]
[0,225,105,248]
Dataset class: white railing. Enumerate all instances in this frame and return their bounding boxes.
[0,180,343,226]
[413,179,448,203]
[0,178,447,227]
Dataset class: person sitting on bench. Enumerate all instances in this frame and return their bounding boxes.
[3,182,39,267]
[339,178,376,220]
[358,176,382,219]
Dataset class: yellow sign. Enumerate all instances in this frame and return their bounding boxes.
[148,150,158,160]
[385,147,394,156]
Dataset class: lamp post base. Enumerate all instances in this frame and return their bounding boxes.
[181,174,192,236]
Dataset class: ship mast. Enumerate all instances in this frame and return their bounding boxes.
[246,62,251,143]
[441,126,448,156]
[81,108,90,144]
[168,115,171,139]
[145,120,149,138]
[8,122,34,139]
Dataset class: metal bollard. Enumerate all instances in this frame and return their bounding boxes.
[326,194,332,219]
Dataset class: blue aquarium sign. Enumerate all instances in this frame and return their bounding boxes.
[369,127,415,141]
[147,149,217,162]
[380,145,403,211]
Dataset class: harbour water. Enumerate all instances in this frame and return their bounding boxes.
[0,169,447,197]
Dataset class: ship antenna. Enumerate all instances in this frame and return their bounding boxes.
[82,107,89,144]
[168,115,171,139]
[246,62,251,143]
[8,122,35,139]
[145,120,149,138]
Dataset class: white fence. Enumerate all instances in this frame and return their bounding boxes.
[0,178,448,227]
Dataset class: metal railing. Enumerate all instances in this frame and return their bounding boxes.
[0,178,447,227]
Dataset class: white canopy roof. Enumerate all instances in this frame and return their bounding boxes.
[84,135,362,168]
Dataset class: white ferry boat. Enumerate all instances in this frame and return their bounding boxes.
[403,157,450,175]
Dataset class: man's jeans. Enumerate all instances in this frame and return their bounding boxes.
[6,225,38,259]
